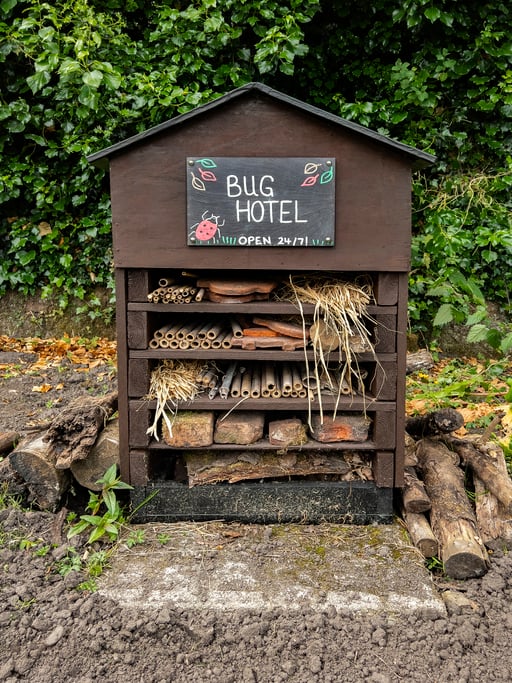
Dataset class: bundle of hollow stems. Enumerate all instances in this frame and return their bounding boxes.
[145,359,204,439]
[284,275,377,424]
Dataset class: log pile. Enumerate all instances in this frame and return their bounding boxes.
[3,393,119,510]
[400,408,512,579]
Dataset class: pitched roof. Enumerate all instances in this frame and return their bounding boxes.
[87,81,435,170]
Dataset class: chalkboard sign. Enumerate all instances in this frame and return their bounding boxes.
[186,157,335,247]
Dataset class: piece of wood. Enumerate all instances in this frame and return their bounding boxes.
[402,465,431,513]
[162,410,214,447]
[444,436,512,513]
[71,419,120,491]
[252,316,307,339]
[473,441,512,550]
[242,327,280,337]
[231,335,306,351]
[44,391,118,469]
[184,450,352,487]
[205,291,270,304]
[214,412,265,445]
[0,431,20,454]
[406,349,434,375]
[310,413,371,443]
[401,508,439,558]
[9,433,71,511]
[196,278,278,296]
[406,408,464,439]
[416,438,488,579]
[404,432,418,467]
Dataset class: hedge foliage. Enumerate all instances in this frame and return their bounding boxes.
[1,0,511,350]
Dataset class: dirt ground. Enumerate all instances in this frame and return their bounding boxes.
[2,345,512,682]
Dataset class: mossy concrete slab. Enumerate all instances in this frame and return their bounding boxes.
[98,521,445,617]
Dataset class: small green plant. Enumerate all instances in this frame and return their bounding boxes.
[86,549,111,577]
[67,464,133,545]
[426,555,444,574]
[55,548,82,577]
[157,532,172,546]
[125,529,146,548]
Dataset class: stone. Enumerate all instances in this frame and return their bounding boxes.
[310,413,371,443]
[214,412,265,445]
[162,411,214,447]
[268,418,308,447]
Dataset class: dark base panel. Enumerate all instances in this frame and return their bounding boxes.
[130,480,394,525]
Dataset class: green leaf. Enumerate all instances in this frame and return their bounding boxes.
[26,70,51,94]
[500,333,512,355]
[466,324,489,343]
[424,7,441,22]
[82,70,103,88]
[433,303,454,327]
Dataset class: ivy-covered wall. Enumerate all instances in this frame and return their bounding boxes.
[1,0,511,350]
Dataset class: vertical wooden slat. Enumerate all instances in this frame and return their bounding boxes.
[129,450,152,486]
[128,358,151,397]
[373,411,396,450]
[373,451,394,487]
[115,268,130,483]
[127,311,150,349]
[127,270,150,301]
[374,273,398,305]
[394,272,408,487]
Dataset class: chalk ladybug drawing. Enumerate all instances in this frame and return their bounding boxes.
[189,211,225,242]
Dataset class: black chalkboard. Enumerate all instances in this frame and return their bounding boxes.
[186,157,335,247]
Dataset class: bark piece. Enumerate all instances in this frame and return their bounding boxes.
[162,410,214,447]
[406,408,464,439]
[417,438,489,579]
[401,508,439,558]
[406,349,434,375]
[44,391,118,469]
[184,450,352,486]
[231,336,306,351]
[444,436,512,513]
[214,412,265,445]
[268,418,308,447]
[310,414,371,443]
[0,431,20,454]
[9,433,70,511]
[402,466,431,513]
[404,432,418,467]
[71,419,120,491]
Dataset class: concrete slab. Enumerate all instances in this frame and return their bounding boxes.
[98,521,446,617]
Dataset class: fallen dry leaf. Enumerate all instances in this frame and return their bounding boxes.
[32,384,53,393]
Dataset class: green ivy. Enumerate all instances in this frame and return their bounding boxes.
[0,0,511,351]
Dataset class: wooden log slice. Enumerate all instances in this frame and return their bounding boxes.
[71,419,120,491]
[9,433,70,511]
[196,278,278,296]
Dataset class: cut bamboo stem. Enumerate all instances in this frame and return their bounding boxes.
[219,362,238,399]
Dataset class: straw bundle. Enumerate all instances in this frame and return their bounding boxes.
[283,275,377,424]
[145,359,205,439]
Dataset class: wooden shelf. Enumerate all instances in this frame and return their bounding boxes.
[130,397,394,411]
[129,349,396,362]
[128,301,396,315]
[147,438,378,451]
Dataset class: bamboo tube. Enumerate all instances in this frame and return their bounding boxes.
[230,370,243,398]
[190,338,201,348]
[175,322,195,340]
[219,362,238,399]
[250,366,261,398]
[263,363,276,392]
[168,339,180,349]
[154,323,175,340]
[230,319,244,338]
[149,338,160,349]
[241,370,252,398]
[158,338,170,348]
[200,339,212,349]
[195,288,205,302]
[178,339,190,349]
[158,277,173,287]
[291,364,303,392]
[297,387,308,398]
[221,333,233,349]
[208,380,219,400]
[165,322,189,340]
[281,364,293,394]
[206,322,226,340]
[271,387,282,398]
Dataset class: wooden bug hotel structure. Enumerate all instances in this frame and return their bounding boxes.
[88,82,435,523]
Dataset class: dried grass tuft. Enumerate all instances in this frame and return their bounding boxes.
[145,359,205,439]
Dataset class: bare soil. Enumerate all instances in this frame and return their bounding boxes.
[2,349,512,682]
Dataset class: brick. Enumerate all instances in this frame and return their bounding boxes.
[268,418,308,447]
[162,410,214,447]
[310,413,371,443]
[214,411,264,445]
